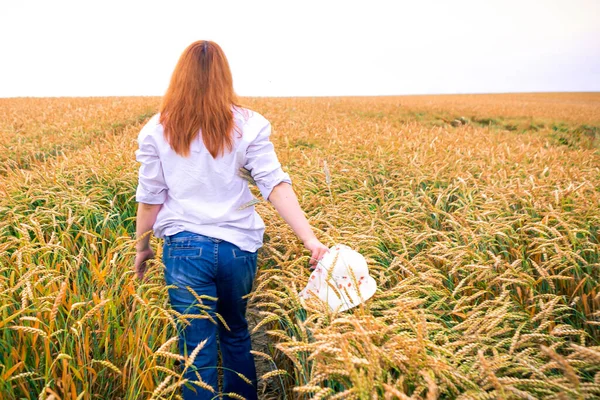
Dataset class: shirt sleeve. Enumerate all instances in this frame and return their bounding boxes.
[244,120,292,200]
[135,128,168,204]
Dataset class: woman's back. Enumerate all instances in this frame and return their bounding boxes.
[136,106,291,252]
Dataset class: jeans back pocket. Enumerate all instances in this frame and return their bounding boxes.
[232,247,257,261]
[168,245,203,259]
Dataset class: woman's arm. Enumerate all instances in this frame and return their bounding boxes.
[134,203,162,279]
[136,203,162,250]
[268,182,329,266]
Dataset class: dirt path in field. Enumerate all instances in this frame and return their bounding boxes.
[248,308,285,400]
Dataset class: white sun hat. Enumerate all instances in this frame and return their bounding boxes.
[299,244,377,312]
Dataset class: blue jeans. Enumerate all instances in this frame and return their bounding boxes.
[163,231,258,400]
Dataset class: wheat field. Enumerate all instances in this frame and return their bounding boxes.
[0,93,599,400]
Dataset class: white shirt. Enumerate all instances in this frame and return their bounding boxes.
[135,107,292,252]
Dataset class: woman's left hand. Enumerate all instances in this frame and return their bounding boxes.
[304,237,329,269]
[134,248,155,280]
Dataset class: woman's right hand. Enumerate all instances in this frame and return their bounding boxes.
[304,237,329,268]
[134,247,155,280]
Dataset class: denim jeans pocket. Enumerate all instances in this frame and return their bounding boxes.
[231,247,257,260]
[168,245,203,259]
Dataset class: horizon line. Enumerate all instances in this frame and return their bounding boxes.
[2,90,599,100]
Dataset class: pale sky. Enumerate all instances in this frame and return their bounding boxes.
[1,0,599,98]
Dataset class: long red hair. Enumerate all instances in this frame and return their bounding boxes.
[160,40,239,158]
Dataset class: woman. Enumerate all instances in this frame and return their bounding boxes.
[133,40,328,399]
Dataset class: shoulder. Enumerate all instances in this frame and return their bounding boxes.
[137,113,164,143]
[234,106,269,126]
[233,107,271,141]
